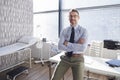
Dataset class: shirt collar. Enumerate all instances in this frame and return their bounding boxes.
[70,24,78,30]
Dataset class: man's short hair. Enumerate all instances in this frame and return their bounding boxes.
[69,9,79,15]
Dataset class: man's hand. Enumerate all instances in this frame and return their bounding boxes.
[77,38,85,44]
[63,38,85,46]
[63,40,68,46]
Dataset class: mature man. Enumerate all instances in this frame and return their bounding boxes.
[52,9,88,80]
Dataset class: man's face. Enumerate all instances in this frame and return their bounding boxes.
[69,12,80,26]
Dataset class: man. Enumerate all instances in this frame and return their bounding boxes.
[51,9,88,80]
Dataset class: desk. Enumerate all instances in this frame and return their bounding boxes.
[48,52,120,80]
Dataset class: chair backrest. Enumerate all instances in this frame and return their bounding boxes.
[48,43,60,57]
[89,41,103,57]
[36,40,43,49]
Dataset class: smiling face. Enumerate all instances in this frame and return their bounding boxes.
[69,11,80,27]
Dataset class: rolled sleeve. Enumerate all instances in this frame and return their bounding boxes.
[58,29,73,52]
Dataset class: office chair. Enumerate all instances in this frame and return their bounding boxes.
[34,41,59,66]
[49,42,59,57]
[89,41,103,57]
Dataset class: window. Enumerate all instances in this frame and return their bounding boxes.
[62,7,120,42]
[33,0,120,43]
[33,0,58,12]
[33,0,59,42]
[62,0,120,42]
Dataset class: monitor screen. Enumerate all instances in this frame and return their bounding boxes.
[104,40,118,50]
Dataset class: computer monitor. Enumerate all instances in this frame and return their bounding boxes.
[104,40,119,50]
